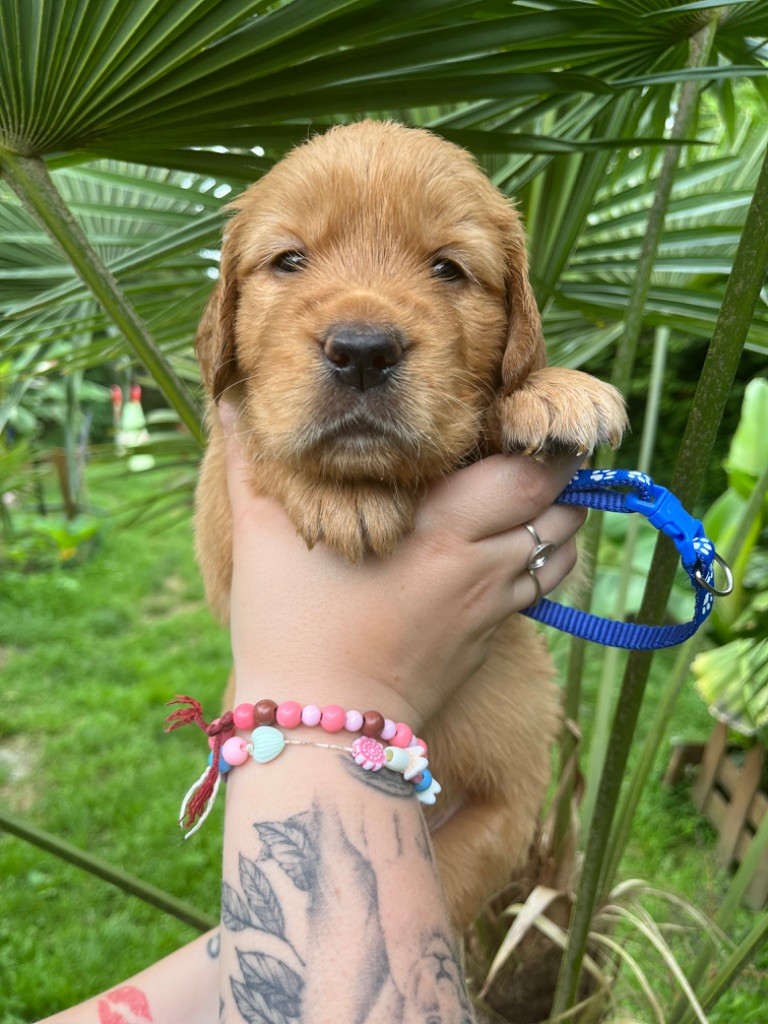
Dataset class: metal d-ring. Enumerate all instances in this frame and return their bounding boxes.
[694,552,734,597]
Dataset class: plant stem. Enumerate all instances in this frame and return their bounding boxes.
[0,149,204,446]
[581,327,669,833]
[605,454,768,893]
[551,132,768,1019]
[0,808,216,932]
[553,20,716,868]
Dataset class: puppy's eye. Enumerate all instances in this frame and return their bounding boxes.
[272,250,308,273]
[430,257,465,282]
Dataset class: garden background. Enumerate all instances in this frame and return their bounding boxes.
[1,2,768,1022]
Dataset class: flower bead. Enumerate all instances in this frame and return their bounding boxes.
[351,736,386,772]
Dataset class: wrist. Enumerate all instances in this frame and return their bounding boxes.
[232,668,423,734]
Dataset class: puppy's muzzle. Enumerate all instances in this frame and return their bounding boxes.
[322,323,405,392]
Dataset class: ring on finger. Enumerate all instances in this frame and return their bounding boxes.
[525,522,558,572]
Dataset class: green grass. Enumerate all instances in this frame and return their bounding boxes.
[0,462,229,1022]
[1,461,765,1022]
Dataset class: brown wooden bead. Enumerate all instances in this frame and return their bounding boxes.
[253,699,277,725]
[361,710,385,737]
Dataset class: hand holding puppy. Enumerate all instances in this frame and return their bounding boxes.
[221,402,585,732]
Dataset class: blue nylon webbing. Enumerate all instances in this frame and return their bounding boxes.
[520,469,719,650]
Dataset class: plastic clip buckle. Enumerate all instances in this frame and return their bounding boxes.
[625,484,702,569]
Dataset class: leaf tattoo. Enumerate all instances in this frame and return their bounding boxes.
[254,813,316,891]
[237,950,303,1018]
[231,979,284,1024]
[240,854,285,940]
[222,882,258,932]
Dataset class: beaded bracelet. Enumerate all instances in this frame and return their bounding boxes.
[165,696,441,837]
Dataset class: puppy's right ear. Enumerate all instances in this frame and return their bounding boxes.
[195,216,243,402]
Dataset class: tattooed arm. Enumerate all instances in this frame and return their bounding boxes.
[222,740,474,1024]
[35,929,220,1024]
[219,406,585,1023]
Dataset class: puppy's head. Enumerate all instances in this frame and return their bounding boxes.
[197,120,544,484]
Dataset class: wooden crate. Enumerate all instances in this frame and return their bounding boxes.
[690,722,768,910]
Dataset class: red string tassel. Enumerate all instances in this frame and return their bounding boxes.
[166,697,236,831]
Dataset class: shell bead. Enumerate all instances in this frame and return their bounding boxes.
[222,736,250,766]
[345,709,364,733]
[254,699,278,725]
[250,726,286,763]
[276,701,302,729]
[320,704,346,733]
[361,710,385,737]
[351,736,386,771]
[385,746,411,773]
[233,703,256,730]
[301,704,322,727]
[391,723,413,749]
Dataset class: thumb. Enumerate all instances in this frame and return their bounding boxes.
[217,400,253,518]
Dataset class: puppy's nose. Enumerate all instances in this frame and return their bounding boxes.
[322,325,404,392]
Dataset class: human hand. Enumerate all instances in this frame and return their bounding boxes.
[221,403,585,732]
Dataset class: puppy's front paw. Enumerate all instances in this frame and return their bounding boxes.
[283,481,415,563]
[497,367,627,456]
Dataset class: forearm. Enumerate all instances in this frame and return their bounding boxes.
[219,729,474,1024]
[37,929,220,1024]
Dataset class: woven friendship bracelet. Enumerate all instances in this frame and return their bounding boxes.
[165,696,439,837]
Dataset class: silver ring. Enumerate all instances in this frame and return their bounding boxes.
[525,523,557,572]
[694,553,734,597]
[528,568,543,604]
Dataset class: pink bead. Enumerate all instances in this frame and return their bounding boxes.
[391,722,413,748]
[222,736,250,766]
[380,719,397,741]
[233,703,256,730]
[345,710,363,733]
[320,704,346,733]
[208,735,216,750]
[301,704,322,727]
[276,701,302,729]
[413,737,428,756]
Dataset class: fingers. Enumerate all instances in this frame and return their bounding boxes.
[422,452,585,542]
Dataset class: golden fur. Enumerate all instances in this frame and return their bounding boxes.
[194,120,626,929]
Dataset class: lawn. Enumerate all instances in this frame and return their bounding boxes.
[0,460,765,1022]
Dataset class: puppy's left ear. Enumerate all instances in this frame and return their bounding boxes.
[500,212,546,394]
[195,206,247,402]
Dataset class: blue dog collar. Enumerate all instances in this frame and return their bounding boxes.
[521,469,732,650]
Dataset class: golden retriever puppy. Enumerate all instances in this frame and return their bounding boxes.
[195,120,625,929]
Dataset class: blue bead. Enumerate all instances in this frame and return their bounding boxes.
[413,769,432,792]
[208,751,233,773]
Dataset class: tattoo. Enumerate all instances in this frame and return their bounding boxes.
[208,931,221,959]
[415,807,436,865]
[393,810,403,857]
[340,754,414,797]
[97,986,152,1024]
[222,771,474,1023]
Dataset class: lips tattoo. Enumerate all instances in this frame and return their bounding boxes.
[97,986,153,1024]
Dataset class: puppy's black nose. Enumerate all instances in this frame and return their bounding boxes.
[323,325,404,392]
